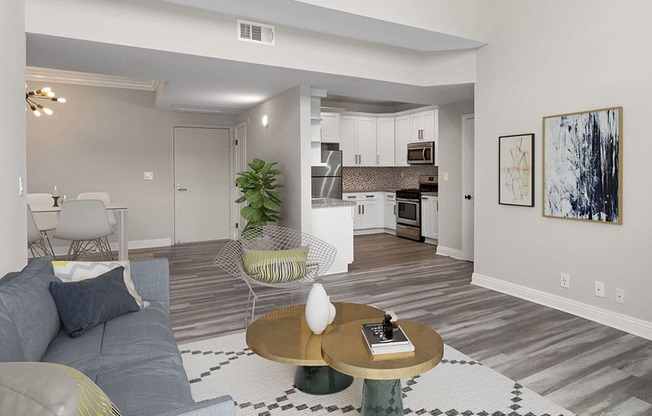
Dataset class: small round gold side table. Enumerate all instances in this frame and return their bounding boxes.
[321,318,444,415]
[246,302,383,394]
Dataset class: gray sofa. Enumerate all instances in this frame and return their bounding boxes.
[0,257,234,416]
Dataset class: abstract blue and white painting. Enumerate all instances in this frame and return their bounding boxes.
[543,107,622,223]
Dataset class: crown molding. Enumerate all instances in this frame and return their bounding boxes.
[26,67,159,91]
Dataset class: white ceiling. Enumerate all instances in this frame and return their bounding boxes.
[25,1,481,114]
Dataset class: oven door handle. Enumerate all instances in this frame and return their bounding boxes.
[396,198,419,203]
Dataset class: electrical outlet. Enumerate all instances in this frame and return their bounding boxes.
[616,288,625,304]
[594,281,605,298]
[443,172,449,181]
[144,171,154,180]
[560,273,570,288]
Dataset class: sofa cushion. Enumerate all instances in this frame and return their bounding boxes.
[0,362,122,416]
[42,302,180,377]
[49,266,140,338]
[52,260,149,309]
[0,298,25,362]
[0,257,61,361]
[96,355,193,416]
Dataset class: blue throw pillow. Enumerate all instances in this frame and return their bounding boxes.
[49,266,140,338]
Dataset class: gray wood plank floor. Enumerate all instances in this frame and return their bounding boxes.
[131,234,652,416]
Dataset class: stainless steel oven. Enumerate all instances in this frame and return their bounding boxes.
[396,198,420,226]
[395,189,423,241]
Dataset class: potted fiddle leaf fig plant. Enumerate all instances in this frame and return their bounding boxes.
[235,158,283,233]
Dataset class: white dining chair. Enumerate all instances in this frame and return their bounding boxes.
[26,193,58,254]
[77,192,117,228]
[27,205,53,258]
[53,199,114,260]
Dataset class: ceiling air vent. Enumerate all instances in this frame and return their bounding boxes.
[238,19,275,46]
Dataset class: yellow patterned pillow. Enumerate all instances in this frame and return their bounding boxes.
[52,261,149,309]
[244,247,309,283]
[0,362,122,416]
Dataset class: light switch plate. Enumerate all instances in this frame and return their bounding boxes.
[443,172,449,181]
[144,171,154,180]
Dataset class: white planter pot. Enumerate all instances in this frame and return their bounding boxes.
[305,283,330,335]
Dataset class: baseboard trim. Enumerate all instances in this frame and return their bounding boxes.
[48,238,172,257]
[436,246,464,260]
[128,238,172,250]
[472,272,652,341]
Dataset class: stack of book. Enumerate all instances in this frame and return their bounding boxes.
[361,322,415,355]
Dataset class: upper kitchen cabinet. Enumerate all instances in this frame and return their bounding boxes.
[400,108,439,166]
[321,112,340,143]
[394,115,410,167]
[341,115,377,166]
[376,117,395,166]
[410,109,438,141]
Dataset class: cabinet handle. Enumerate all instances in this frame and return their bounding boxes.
[362,205,365,214]
[377,155,379,165]
[346,196,356,199]
[421,196,427,200]
[394,206,396,215]
[366,195,374,198]
[358,205,361,214]
[436,201,439,211]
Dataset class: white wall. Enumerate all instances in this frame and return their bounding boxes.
[26,82,234,247]
[0,0,27,275]
[475,0,652,333]
[236,85,312,232]
[437,100,474,254]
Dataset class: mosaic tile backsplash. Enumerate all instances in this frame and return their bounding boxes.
[342,166,438,191]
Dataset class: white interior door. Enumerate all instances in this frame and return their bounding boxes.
[174,127,231,243]
[233,123,247,238]
[462,115,475,261]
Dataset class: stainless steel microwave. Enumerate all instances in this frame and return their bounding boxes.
[407,141,435,165]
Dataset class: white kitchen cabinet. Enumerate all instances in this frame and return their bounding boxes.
[311,204,354,274]
[321,112,340,143]
[340,116,356,166]
[376,117,395,166]
[384,192,396,231]
[423,109,437,141]
[356,117,377,166]
[410,112,425,141]
[341,116,377,166]
[421,195,439,244]
[394,115,410,167]
[343,192,384,231]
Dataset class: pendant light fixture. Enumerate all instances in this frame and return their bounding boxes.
[25,86,66,117]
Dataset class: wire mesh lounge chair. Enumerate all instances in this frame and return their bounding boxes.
[214,225,337,325]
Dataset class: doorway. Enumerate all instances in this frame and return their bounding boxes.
[173,126,231,243]
[462,114,475,261]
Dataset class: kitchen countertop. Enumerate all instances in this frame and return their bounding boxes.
[421,192,439,197]
[312,198,356,208]
[342,188,399,193]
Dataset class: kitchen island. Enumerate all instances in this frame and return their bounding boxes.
[311,198,355,275]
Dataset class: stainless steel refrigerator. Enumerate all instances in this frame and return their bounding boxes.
[311,150,343,199]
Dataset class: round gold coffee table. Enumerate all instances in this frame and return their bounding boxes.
[321,318,444,415]
[246,302,383,394]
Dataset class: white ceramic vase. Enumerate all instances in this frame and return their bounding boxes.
[327,296,336,325]
[305,283,330,335]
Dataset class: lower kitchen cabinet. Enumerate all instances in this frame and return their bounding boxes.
[343,192,385,232]
[421,195,439,244]
[384,192,396,231]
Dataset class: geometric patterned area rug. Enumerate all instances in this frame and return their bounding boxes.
[180,332,575,416]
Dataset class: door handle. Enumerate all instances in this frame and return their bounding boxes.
[465,195,472,200]
[177,185,188,191]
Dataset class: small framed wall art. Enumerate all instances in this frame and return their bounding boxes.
[543,106,623,224]
[499,133,535,207]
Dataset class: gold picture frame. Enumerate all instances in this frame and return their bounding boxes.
[542,106,623,224]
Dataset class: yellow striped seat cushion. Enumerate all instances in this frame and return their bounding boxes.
[244,246,309,283]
